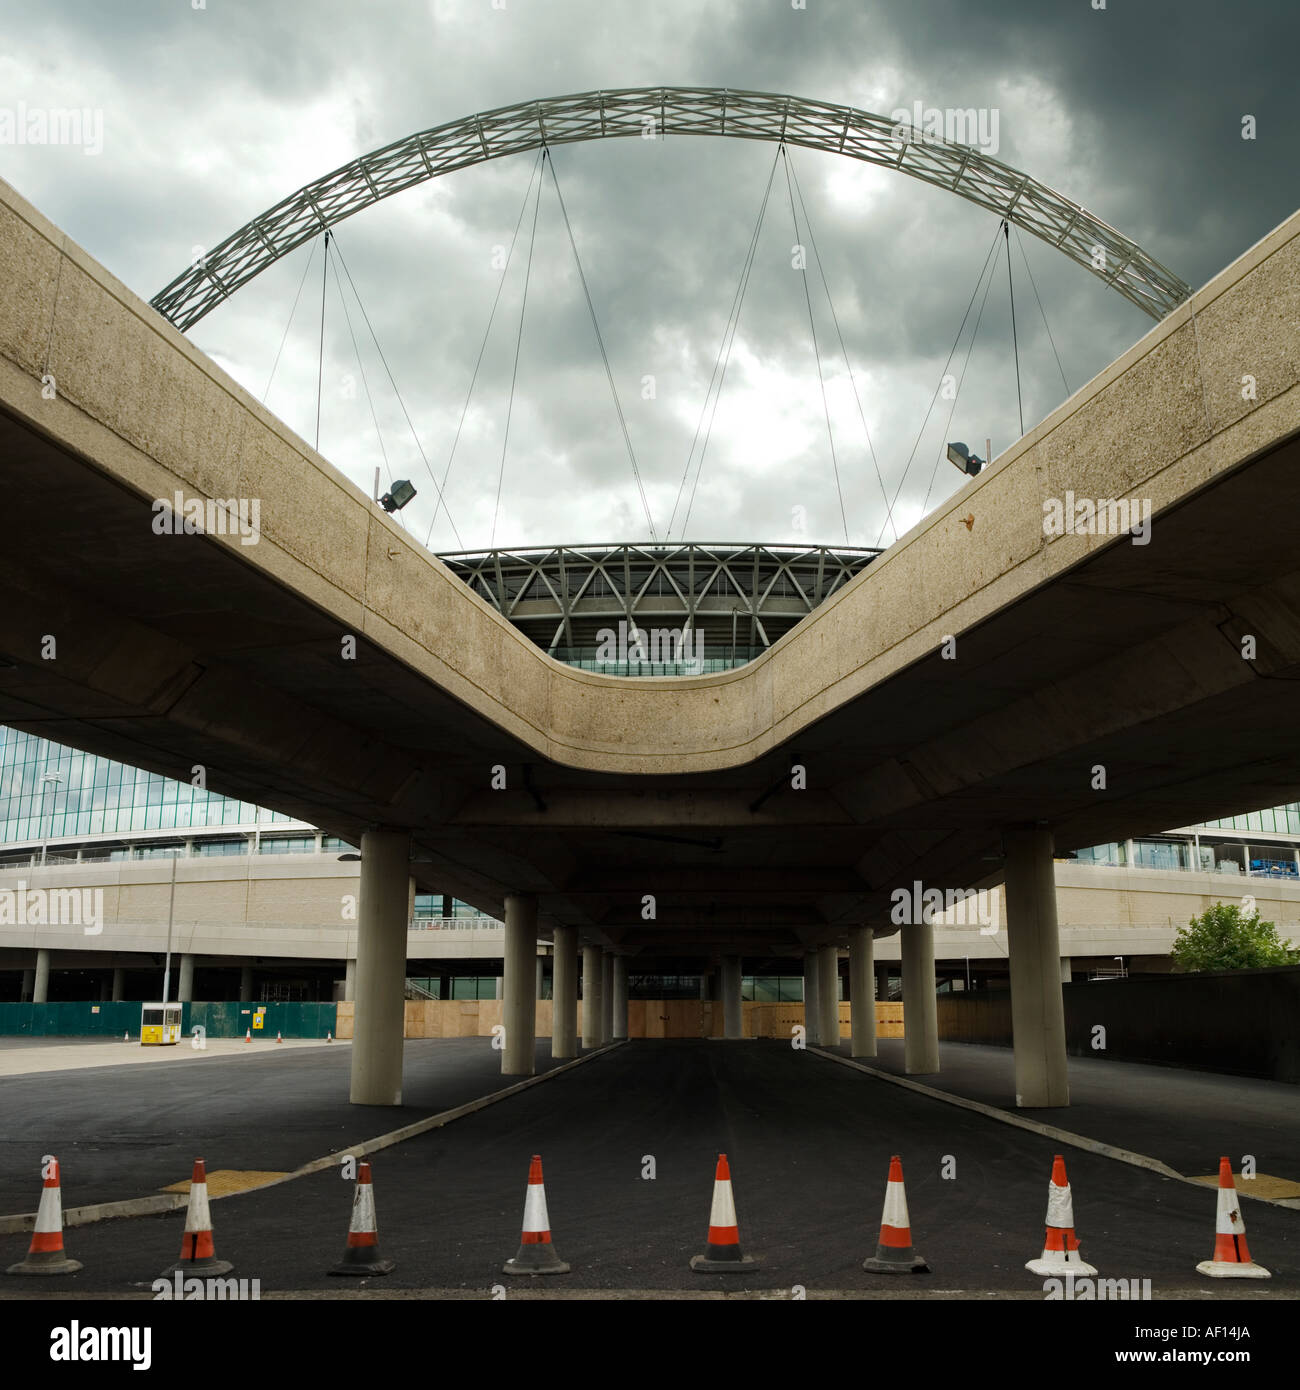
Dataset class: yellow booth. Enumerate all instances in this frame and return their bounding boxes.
[140,1002,183,1045]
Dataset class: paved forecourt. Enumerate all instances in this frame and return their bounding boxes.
[0,1037,585,1218]
[1,1041,1294,1296]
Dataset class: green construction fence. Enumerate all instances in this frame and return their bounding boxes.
[0,1000,337,1039]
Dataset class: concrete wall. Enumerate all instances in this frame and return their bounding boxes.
[938,966,1300,1082]
[334,999,905,1040]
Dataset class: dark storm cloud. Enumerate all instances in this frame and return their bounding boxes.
[1,0,1295,551]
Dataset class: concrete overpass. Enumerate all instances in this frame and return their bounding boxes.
[2,174,1299,1107]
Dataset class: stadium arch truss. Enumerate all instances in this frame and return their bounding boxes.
[152,86,1191,330]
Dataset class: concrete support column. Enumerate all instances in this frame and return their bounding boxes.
[802,951,821,1047]
[874,961,890,1000]
[99,975,111,1002]
[1004,824,1070,1107]
[536,956,545,1001]
[581,945,603,1048]
[818,945,840,1048]
[349,829,410,1106]
[850,927,877,1058]
[601,951,614,1044]
[721,955,743,1039]
[111,967,125,1003]
[33,949,50,1004]
[240,965,253,1003]
[552,926,578,1059]
[1059,957,1072,984]
[698,970,710,1001]
[177,953,195,1003]
[494,977,503,1001]
[20,968,34,1001]
[902,922,939,1075]
[612,955,628,1040]
[501,893,538,1076]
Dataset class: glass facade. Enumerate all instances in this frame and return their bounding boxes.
[0,729,295,846]
[1200,803,1300,836]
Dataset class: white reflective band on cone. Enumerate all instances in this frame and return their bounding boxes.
[522,1181,550,1233]
[1046,1182,1074,1227]
[1215,1187,1245,1235]
[709,1180,738,1229]
[33,1186,61,1233]
[350,1183,376,1233]
[881,1180,910,1230]
[184,1185,212,1232]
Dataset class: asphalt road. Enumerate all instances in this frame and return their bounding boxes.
[0,1037,574,1212]
[3,1040,1295,1296]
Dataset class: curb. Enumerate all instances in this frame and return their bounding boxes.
[0,1041,625,1235]
[808,1047,1300,1210]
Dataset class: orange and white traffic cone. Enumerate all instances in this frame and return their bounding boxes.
[325,1032,333,1044]
[503,1155,570,1275]
[863,1155,928,1273]
[690,1153,756,1271]
[162,1158,232,1277]
[5,1157,82,1275]
[1196,1157,1270,1279]
[244,1029,251,1043]
[1026,1154,1097,1276]
[275,1031,283,1044]
[329,1160,393,1276]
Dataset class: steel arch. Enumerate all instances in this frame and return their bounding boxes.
[151,86,1190,330]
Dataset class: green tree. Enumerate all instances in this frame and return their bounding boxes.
[1170,901,1297,972]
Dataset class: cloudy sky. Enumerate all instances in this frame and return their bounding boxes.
[1,0,1295,556]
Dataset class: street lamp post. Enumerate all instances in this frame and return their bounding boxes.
[39,771,63,866]
[160,848,181,1004]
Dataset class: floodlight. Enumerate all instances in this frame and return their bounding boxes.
[380,479,417,513]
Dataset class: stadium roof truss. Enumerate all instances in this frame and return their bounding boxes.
[438,542,882,656]
[152,87,1191,330]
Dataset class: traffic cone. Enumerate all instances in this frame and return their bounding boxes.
[329,1161,393,1276]
[244,1029,251,1043]
[6,1158,82,1275]
[1196,1157,1270,1279]
[276,1031,283,1044]
[503,1155,570,1275]
[161,1158,232,1277]
[1026,1154,1097,1276]
[123,1031,129,1042]
[690,1153,756,1271]
[863,1155,928,1273]
[326,1032,333,1044]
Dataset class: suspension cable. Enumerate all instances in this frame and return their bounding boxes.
[327,248,397,509]
[330,233,463,548]
[491,148,546,547]
[424,149,545,550]
[876,221,1004,547]
[315,229,330,451]
[1004,221,1024,438]
[262,235,319,404]
[546,152,657,541]
[787,152,897,544]
[1013,225,1070,397]
[782,148,848,545]
[923,244,1000,510]
[673,145,783,539]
